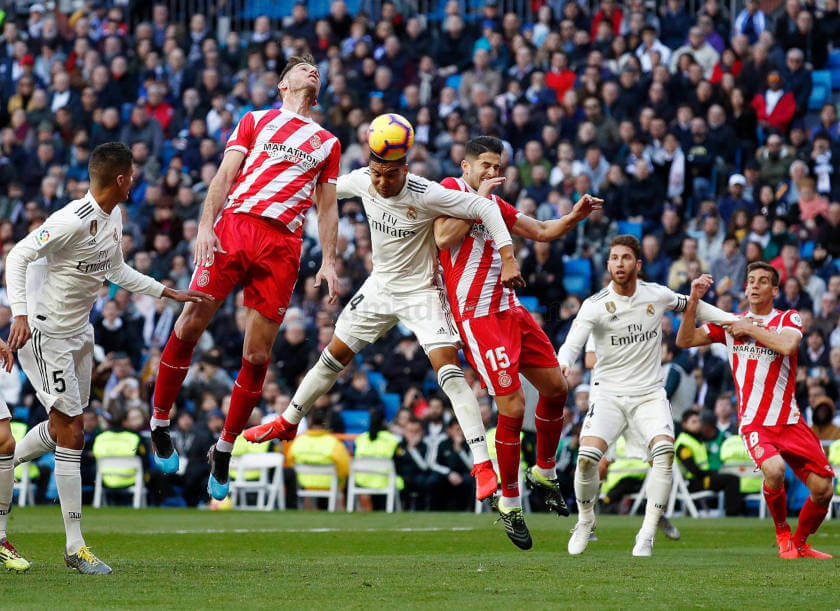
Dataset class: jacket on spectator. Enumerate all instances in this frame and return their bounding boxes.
[751,89,796,133]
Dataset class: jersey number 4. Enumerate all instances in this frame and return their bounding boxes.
[484,347,510,371]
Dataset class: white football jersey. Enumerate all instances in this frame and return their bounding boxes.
[336,169,513,295]
[558,280,736,396]
[6,192,166,338]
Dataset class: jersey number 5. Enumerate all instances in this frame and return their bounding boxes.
[484,347,510,372]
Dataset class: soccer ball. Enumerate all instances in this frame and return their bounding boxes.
[368,113,414,161]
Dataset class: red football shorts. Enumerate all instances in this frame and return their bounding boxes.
[190,212,302,324]
[458,306,559,396]
[741,419,835,483]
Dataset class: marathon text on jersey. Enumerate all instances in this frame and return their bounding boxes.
[261,142,319,171]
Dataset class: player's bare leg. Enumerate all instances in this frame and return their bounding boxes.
[492,389,531,549]
[208,308,280,499]
[151,298,223,472]
[521,366,570,516]
[0,419,29,572]
[50,411,111,574]
[790,472,833,559]
[759,455,794,557]
[245,336,356,443]
[427,346,497,501]
[569,435,607,555]
[632,434,674,557]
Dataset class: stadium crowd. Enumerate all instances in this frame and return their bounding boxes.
[0,0,838,511]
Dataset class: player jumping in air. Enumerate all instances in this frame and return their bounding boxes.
[676,263,835,559]
[245,124,526,504]
[149,54,342,501]
[434,136,601,549]
[5,142,210,573]
[557,235,736,557]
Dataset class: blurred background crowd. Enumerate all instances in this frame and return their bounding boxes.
[0,0,838,512]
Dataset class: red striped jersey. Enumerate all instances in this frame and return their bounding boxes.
[704,309,803,428]
[223,108,340,236]
[438,177,520,322]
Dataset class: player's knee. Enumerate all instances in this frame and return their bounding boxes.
[651,441,674,468]
[762,462,785,487]
[174,306,208,342]
[577,446,603,472]
[0,435,14,456]
[546,374,568,400]
[811,477,833,506]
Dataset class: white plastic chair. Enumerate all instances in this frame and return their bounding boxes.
[93,456,145,509]
[230,453,286,511]
[667,468,723,518]
[719,463,767,518]
[294,463,340,512]
[347,457,399,513]
[13,464,34,507]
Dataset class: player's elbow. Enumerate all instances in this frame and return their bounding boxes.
[675,334,691,349]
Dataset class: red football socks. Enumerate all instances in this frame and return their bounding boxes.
[220,358,269,444]
[152,332,197,422]
[793,497,828,548]
[495,414,523,498]
[763,483,789,533]
[535,395,566,470]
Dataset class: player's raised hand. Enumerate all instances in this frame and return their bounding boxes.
[690,274,714,301]
[571,194,604,220]
[0,339,14,372]
[163,288,215,304]
[477,176,506,199]
[193,224,226,268]
[315,263,340,304]
[500,256,526,289]
[724,319,755,339]
[7,316,30,351]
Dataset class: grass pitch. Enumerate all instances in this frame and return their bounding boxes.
[0,507,838,609]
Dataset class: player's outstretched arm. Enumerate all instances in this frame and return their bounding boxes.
[314,182,339,304]
[675,276,714,348]
[107,248,214,304]
[512,194,604,242]
[161,287,215,304]
[726,320,800,355]
[557,303,595,376]
[194,149,245,267]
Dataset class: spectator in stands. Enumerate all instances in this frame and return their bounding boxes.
[183,348,234,405]
[272,320,312,389]
[668,236,707,290]
[170,409,214,506]
[287,406,350,507]
[381,335,427,396]
[811,396,840,440]
[710,234,747,296]
[341,371,381,413]
[433,419,474,511]
[801,329,831,369]
[733,0,766,44]
[396,417,438,510]
[752,71,796,134]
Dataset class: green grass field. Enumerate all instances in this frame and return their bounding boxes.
[0,507,838,609]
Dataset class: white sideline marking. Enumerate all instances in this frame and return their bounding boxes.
[147,526,478,535]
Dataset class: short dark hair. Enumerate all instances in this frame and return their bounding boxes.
[681,408,700,424]
[610,234,642,260]
[279,53,317,82]
[465,136,503,159]
[88,142,132,187]
[746,261,780,286]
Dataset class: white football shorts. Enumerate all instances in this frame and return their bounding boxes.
[582,388,675,459]
[18,325,94,418]
[335,276,461,355]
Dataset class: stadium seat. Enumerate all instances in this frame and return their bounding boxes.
[827,50,840,90]
[229,453,286,511]
[800,241,815,260]
[346,457,400,513]
[12,461,34,507]
[808,71,832,111]
[563,258,592,296]
[617,220,643,239]
[719,463,767,518]
[12,406,28,422]
[92,456,145,509]
[518,295,541,313]
[382,393,401,422]
[445,74,462,90]
[294,464,340,512]
[341,409,370,435]
[667,468,723,518]
[367,370,387,396]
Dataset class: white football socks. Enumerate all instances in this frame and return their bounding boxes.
[0,454,12,541]
[575,446,604,523]
[13,421,56,466]
[437,365,490,464]
[282,349,345,425]
[55,446,85,555]
[640,441,674,537]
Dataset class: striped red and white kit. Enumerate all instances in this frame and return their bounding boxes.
[223,108,340,235]
[438,177,520,322]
